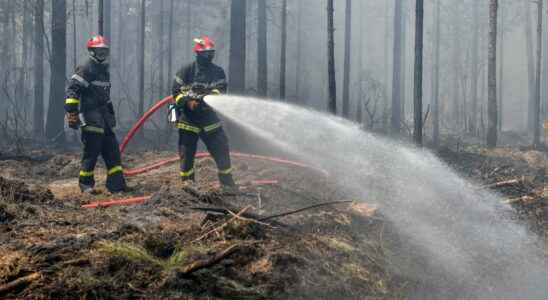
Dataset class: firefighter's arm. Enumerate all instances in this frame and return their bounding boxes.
[210,69,228,95]
[65,67,90,129]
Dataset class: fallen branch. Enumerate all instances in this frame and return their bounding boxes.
[0,273,41,296]
[480,178,523,190]
[178,244,240,275]
[226,207,273,227]
[193,206,252,242]
[260,200,354,221]
[502,195,537,205]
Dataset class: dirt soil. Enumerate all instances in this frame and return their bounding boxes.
[1,146,547,299]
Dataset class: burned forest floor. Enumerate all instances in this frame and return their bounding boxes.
[0,142,547,299]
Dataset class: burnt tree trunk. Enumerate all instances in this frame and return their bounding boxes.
[280,0,287,100]
[138,0,146,118]
[33,0,45,137]
[498,4,504,132]
[327,0,337,114]
[432,0,440,147]
[487,0,498,148]
[257,0,267,97]
[342,0,352,118]
[534,0,543,147]
[413,0,424,146]
[229,0,246,93]
[391,0,403,133]
[526,2,536,131]
[45,0,67,141]
[470,0,479,135]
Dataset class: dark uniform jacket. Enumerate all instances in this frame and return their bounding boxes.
[65,59,116,133]
[172,62,227,133]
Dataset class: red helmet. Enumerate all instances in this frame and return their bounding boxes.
[193,36,215,52]
[87,35,109,49]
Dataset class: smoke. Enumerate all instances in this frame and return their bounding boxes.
[208,95,548,299]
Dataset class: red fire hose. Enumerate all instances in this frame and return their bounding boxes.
[83,95,327,209]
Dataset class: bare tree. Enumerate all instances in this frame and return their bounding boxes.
[342,0,352,118]
[257,0,267,97]
[525,2,535,131]
[138,0,145,118]
[432,0,440,147]
[45,0,67,141]
[327,0,337,114]
[98,0,103,35]
[498,3,504,132]
[229,0,246,93]
[167,0,174,93]
[33,0,45,137]
[413,0,424,146]
[534,0,543,147]
[470,0,480,134]
[391,0,403,133]
[280,0,287,100]
[487,0,498,147]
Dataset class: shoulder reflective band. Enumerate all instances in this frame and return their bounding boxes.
[177,122,201,133]
[218,167,233,175]
[108,165,123,175]
[82,126,105,134]
[175,75,184,85]
[71,74,90,87]
[211,89,221,95]
[204,122,221,132]
[79,170,94,177]
[175,94,184,104]
[180,169,194,177]
[91,81,111,87]
[65,98,80,105]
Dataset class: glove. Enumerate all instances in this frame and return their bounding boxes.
[187,99,200,111]
[66,112,80,129]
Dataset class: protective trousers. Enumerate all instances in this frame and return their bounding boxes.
[178,126,235,186]
[79,127,126,192]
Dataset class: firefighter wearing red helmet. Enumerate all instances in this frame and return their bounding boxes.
[65,35,128,193]
[171,36,236,188]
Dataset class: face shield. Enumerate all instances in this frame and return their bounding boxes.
[196,50,215,65]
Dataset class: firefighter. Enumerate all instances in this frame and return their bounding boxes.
[65,35,128,193]
[171,36,236,188]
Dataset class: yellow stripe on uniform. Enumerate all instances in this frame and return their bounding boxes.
[218,167,232,175]
[108,165,123,175]
[79,170,94,177]
[177,122,201,133]
[65,98,80,105]
[82,126,105,134]
[175,94,184,104]
[211,89,221,95]
[180,169,194,177]
[203,122,221,132]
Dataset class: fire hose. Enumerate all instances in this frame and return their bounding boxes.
[82,95,327,209]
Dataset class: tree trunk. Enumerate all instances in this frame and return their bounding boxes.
[158,0,165,97]
[413,0,424,146]
[534,0,544,147]
[295,0,303,102]
[526,2,536,131]
[400,0,406,121]
[327,0,337,114]
[487,0,498,148]
[167,0,174,92]
[356,0,364,124]
[383,0,391,131]
[470,0,479,134]
[342,0,352,118]
[138,0,146,118]
[98,0,103,35]
[257,0,267,97]
[229,0,246,93]
[498,4,504,132]
[33,0,45,137]
[432,0,440,147]
[45,0,67,141]
[542,0,548,121]
[280,0,287,100]
[185,0,191,64]
[104,0,111,41]
[391,0,403,133]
